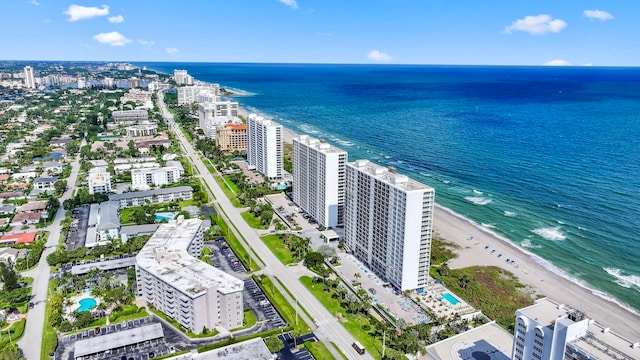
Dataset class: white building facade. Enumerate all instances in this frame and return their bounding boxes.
[177,85,220,105]
[24,66,35,89]
[88,167,113,195]
[247,114,283,179]
[173,69,193,86]
[292,135,347,228]
[131,165,183,191]
[198,96,240,139]
[135,218,244,333]
[344,160,435,291]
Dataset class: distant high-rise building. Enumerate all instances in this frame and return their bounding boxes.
[23,66,35,89]
[173,69,193,86]
[247,114,283,179]
[293,135,347,228]
[344,160,434,291]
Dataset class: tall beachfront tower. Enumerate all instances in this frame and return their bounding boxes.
[173,69,193,85]
[247,114,283,179]
[344,160,434,291]
[292,135,348,228]
[23,66,35,89]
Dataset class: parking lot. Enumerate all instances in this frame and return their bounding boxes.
[206,238,247,275]
[277,332,319,360]
[243,279,286,330]
[55,317,184,360]
[67,205,89,250]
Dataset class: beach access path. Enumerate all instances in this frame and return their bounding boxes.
[437,205,640,341]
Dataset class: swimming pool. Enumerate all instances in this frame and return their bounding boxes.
[440,293,460,305]
[78,298,97,312]
[155,211,177,222]
[275,184,289,190]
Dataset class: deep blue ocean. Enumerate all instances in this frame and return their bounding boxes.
[140,63,640,313]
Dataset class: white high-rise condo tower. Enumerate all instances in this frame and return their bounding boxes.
[293,135,347,228]
[344,160,435,291]
[247,114,283,179]
[24,66,35,89]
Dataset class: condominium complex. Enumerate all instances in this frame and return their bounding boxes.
[292,135,347,228]
[126,123,158,137]
[198,96,240,139]
[131,162,183,191]
[344,160,435,291]
[177,84,220,105]
[512,298,640,360]
[216,123,247,153]
[247,114,283,179]
[135,218,244,333]
[24,66,35,89]
[173,69,193,86]
[87,167,113,195]
[112,110,149,123]
[109,186,193,208]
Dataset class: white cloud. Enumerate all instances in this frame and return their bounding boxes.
[166,47,179,54]
[504,14,567,35]
[93,31,131,46]
[582,62,593,67]
[64,4,109,21]
[138,39,155,46]
[28,0,40,5]
[278,0,298,9]
[108,15,124,23]
[367,50,394,62]
[583,9,614,21]
[544,59,571,66]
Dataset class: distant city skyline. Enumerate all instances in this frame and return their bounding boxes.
[2,1,639,66]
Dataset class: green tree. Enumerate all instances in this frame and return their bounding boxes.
[304,251,324,269]
[0,261,20,291]
[0,343,26,360]
[264,336,284,353]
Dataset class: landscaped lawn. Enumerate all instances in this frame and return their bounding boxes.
[305,341,337,360]
[214,176,242,207]
[299,276,383,359]
[242,211,268,229]
[222,176,241,194]
[260,234,297,265]
[41,280,59,359]
[230,309,257,331]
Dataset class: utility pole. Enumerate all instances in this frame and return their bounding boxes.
[382,329,386,358]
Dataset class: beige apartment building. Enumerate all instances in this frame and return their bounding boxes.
[216,123,247,153]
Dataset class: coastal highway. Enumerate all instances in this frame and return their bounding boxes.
[158,93,375,360]
[18,140,84,360]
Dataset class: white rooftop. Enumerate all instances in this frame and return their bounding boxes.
[349,159,434,193]
[294,135,347,154]
[136,218,243,297]
[74,323,163,357]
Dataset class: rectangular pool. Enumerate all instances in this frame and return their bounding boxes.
[440,292,460,305]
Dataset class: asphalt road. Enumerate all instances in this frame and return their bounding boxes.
[18,140,84,360]
[158,93,374,360]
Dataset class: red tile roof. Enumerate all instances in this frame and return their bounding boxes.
[0,232,37,244]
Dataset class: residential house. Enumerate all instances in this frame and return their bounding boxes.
[0,232,37,245]
[33,177,58,191]
[11,212,41,226]
[0,204,16,215]
[42,161,64,176]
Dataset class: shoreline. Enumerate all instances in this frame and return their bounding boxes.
[237,104,640,341]
[433,203,640,341]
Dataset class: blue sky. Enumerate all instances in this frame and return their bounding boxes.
[2,0,639,66]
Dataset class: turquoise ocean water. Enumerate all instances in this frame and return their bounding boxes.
[141,63,640,313]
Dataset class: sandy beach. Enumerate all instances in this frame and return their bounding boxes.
[238,105,640,341]
[435,205,640,341]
